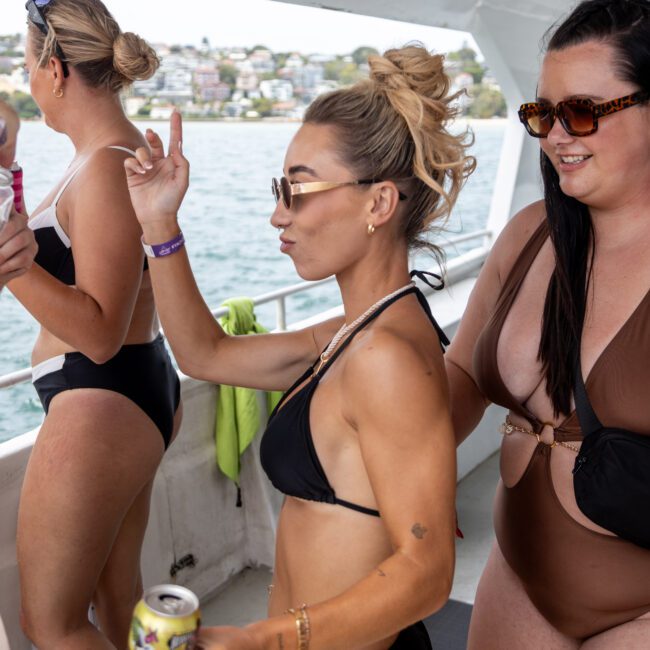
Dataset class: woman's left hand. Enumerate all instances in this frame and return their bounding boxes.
[196,626,261,650]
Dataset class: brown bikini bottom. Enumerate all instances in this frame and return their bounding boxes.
[495,443,650,639]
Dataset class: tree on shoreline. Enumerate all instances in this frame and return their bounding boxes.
[468,85,506,118]
[0,91,40,119]
[448,44,485,84]
[351,46,379,65]
[218,63,238,90]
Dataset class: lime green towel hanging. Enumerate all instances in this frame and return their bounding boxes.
[216,297,283,489]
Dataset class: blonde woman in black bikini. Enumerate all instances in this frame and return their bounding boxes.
[125,45,475,650]
[446,1,650,648]
[8,1,181,647]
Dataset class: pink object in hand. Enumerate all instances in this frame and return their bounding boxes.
[11,163,23,213]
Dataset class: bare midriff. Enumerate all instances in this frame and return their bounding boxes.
[268,496,396,649]
[31,272,159,366]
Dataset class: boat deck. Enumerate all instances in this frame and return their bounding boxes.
[200,452,500,644]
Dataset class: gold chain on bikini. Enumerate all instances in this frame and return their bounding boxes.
[499,415,580,453]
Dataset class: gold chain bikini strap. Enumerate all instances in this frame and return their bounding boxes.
[500,415,580,453]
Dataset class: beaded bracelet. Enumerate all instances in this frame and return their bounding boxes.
[286,604,311,649]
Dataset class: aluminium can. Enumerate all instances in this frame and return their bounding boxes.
[10,162,23,213]
[129,584,201,650]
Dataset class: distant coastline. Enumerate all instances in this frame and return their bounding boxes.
[17,115,507,125]
[2,35,506,121]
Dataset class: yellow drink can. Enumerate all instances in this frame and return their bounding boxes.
[129,584,201,650]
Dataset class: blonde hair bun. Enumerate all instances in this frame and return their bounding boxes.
[113,32,160,83]
[369,45,449,103]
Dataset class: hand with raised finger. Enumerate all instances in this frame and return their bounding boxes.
[0,210,37,287]
[125,110,190,227]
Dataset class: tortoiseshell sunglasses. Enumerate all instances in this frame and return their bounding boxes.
[272,176,407,210]
[518,91,648,137]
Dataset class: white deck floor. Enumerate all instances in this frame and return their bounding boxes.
[201,452,500,625]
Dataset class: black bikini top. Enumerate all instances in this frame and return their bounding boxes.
[29,146,147,285]
[260,274,449,517]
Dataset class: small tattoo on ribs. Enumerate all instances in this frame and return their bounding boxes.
[377,568,387,577]
[411,523,428,539]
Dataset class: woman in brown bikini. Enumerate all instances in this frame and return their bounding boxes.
[446,1,650,647]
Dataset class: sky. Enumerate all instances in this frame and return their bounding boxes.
[4,0,477,56]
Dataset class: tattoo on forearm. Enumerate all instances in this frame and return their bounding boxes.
[377,568,387,577]
[411,523,428,539]
[277,633,285,649]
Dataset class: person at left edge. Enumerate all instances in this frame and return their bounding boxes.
[0,101,36,288]
[7,1,182,647]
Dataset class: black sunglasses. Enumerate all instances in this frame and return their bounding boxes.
[271,177,408,210]
[26,0,70,78]
[518,91,648,138]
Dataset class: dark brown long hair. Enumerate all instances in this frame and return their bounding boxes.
[539,0,650,416]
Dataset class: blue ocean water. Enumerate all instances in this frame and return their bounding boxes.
[0,119,505,442]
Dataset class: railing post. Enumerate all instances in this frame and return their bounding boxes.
[276,297,287,331]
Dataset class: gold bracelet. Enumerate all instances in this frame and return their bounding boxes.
[285,604,311,650]
[299,604,311,649]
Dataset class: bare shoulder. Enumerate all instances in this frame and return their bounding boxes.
[69,146,143,217]
[491,200,546,280]
[500,199,546,243]
[342,324,447,410]
[337,323,453,454]
[81,144,142,180]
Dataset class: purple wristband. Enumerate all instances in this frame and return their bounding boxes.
[141,231,185,258]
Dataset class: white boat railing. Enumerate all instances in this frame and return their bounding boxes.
[0,229,491,390]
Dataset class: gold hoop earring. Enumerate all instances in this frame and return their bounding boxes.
[367,223,376,235]
[53,87,64,98]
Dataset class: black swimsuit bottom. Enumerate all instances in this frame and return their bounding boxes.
[390,621,432,649]
[32,335,180,448]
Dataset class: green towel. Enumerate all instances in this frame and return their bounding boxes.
[215,297,283,491]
